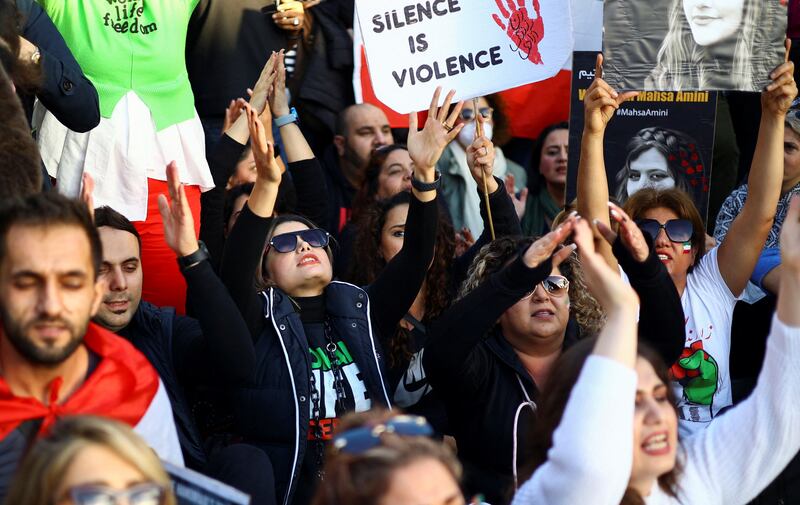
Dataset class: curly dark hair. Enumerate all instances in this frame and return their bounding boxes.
[347,192,456,368]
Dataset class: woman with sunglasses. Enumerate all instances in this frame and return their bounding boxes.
[512,202,800,505]
[423,210,685,504]
[311,410,464,505]
[438,94,527,237]
[5,416,175,505]
[577,53,797,436]
[220,85,464,505]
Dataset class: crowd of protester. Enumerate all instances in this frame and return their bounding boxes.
[1,1,800,505]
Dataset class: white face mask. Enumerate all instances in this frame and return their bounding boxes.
[457,121,494,148]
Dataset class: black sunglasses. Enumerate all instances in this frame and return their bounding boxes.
[267,228,330,253]
[459,107,493,121]
[332,415,433,454]
[636,218,693,243]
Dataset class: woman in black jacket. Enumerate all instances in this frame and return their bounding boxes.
[345,134,522,432]
[423,211,686,505]
[220,63,466,505]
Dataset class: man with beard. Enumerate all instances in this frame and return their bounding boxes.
[0,192,182,501]
[321,103,394,236]
[91,165,274,502]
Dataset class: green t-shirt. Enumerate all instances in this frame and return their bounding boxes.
[39,0,200,130]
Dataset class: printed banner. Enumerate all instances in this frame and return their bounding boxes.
[566,51,718,222]
[602,0,787,92]
[354,0,573,113]
[163,461,250,505]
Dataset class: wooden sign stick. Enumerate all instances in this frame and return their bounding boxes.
[475,97,495,240]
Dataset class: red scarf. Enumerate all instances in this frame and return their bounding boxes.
[0,323,159,440]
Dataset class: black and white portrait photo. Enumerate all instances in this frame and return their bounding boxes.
[603,0,787,91]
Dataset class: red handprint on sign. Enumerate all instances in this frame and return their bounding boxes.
[492,0,545,65]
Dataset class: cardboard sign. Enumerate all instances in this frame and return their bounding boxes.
[602,0,787,92]
[566,51,717,222]
[163,461,250,505]
[354,0,573,113]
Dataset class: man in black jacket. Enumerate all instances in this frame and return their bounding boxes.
[92,204,277,505]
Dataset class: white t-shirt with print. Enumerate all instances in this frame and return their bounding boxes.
[673,247,740,437]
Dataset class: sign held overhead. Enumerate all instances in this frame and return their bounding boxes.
[355,0,573,113]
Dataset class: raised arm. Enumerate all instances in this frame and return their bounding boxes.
[158,162,256,385]
[717,47,797,296]
[219,107,283,337]
[599,202,685,364]
[268,50,328,226]
[425,222,576,392]
[679,196,800,505]
[452,128,523,285]
[512,219,639,505]
[365,87,461,337]
[200,55,277,267]
[576,54,638,269]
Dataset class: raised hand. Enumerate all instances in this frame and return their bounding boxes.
[80,172,95,222]
[594,202,649,262]
[246,104,281,184]
[466,115,498,192]
[269,50,291,117]
[249,52,278,114]
[572,217,639,311]
[492,0,544,64]
[455,227,476,257]
[223,98,248,134]
[407,87,464,179]
[763,40,797,118]
[158,161,199,258]
[584,54,639,136]
[505,173,529,219]
[522,213,577,269]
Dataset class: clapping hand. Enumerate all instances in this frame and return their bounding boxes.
[584,54,639,137]
[408,87,464,180]
[158,162,199,258]
[594,202,649,263]
[269,51,291,118]
[763,40,797,118]
[250,52,279,114]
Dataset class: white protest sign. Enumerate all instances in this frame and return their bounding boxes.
[355,0,573,113]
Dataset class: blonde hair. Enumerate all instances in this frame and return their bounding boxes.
[4,416,176,505]
[648,0,766,91]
